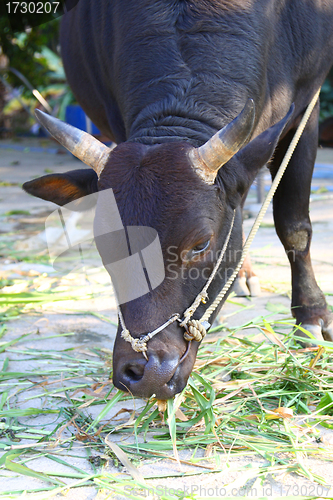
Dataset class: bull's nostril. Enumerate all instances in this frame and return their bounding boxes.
[124,364,144,382]
[114,351,186,398]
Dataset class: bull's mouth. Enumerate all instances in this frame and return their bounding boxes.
[117,371,181,400]
[114,338,197,399]
[155,342,193,397]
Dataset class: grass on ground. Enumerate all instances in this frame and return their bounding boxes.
[0,228,333,499]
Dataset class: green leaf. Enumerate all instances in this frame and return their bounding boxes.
[0,450,22,467]
[266,301,290,314]
[5,458,65,486]
[0,391,8,411]
[316,392,333,415]
[0,408,59,418]
[167,398,180,465]
[87,389,123,429]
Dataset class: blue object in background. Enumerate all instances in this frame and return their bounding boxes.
[312,163,333,179]
[65,105,100,135]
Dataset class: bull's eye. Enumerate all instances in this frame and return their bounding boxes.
[192,239,211,255]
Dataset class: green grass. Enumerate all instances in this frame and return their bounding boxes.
[1,234,333,498]
[1,306,333,498]
[4,210,30,216]
[0,182,19,188]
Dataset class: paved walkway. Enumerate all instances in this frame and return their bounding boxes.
[0,138,333,498]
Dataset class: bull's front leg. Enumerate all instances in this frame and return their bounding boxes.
[270,101,333,342]
[233,193,261,298]
[233,230,261,297]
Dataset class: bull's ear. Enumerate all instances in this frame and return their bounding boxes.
[23,169,98,210]
[221,104,294,201]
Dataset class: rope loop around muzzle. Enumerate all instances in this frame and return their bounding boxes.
[118,210,236,356]
[117,88,321,359]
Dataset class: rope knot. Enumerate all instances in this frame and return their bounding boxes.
[183,319,207,342]
[121,329,147,353]
[131,339,148,353]
[121,329,131,342]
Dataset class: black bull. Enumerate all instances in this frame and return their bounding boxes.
[23,0,333,399]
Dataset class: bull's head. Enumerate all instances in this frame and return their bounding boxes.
[23,101,293,399]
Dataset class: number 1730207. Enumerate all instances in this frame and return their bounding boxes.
[6,2,60,14]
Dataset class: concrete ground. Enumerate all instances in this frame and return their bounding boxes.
[0,138,333,498]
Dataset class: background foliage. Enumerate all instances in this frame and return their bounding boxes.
[0,17,333,128]
[0,18,61,89]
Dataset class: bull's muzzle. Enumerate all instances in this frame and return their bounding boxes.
[113,335,199,399]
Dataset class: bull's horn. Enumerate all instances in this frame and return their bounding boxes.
[35,109,111,178]
[190,99,255,184]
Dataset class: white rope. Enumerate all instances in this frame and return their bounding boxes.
[200,88,321,323]
[118,88,320,354]
[180,209,236,327]
[119,207,236,352]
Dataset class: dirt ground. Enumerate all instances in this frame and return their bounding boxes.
[1,138,333,498]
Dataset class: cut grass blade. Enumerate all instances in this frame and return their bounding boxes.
[5,457,65,486]
[1,244,333,498]
[87,389,123,430]
[104,438,146,483]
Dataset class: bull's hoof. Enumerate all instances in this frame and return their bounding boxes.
[295,317,333,346]
[296,323,324,345]
[247,276,261,297]
[323,318,333,341]
[233,276,261,297]
[233,276,249,296]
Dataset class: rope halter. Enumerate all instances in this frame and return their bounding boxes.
[118,210,236,358]
[118,88,321,359]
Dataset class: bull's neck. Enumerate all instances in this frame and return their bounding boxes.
[127,96,242,147]
[128,117,217,147]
